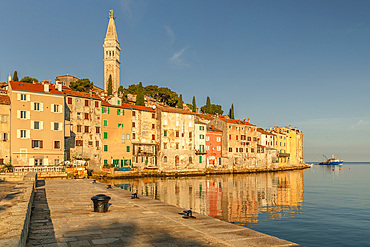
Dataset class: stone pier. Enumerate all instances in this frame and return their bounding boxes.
[22,179,301,246]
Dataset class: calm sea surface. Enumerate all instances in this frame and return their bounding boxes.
[108,162,370,246]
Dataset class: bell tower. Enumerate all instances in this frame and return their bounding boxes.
[103,9,121,93]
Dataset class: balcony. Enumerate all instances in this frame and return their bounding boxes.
[195,149,206,155]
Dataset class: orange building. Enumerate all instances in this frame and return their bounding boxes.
[206,125,222,167]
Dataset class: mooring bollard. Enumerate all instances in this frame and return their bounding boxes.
[182,210,196,219]
[91,194,111,213]
[107,184,112,189]
[92,180,96,183]
[131,192,139,199]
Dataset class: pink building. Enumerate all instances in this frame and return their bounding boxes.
[206,125,222,167]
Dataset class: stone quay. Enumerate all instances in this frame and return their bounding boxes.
[1,176,301,246]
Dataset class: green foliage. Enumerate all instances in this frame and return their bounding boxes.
[107,75,113,95]
[12,71,19,81]
[188,96,197,112]
[1,163,13,172]
[69,78,93,93]
[200,97,223,115]
[118,85,124,95]
[20,76,39,83]
[135,82,145,106]
[229,104,235,119]
[177,94,184,109]
[121,83,180,107]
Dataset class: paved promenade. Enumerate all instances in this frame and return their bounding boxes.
[26,179,300,247]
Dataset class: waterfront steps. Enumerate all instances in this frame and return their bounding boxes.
[22,179,301,246]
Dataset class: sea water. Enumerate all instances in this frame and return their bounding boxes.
[112,162,370,246]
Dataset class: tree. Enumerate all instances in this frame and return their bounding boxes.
[107,75,113,95]
[12,71,19,81]
[229,104,235,119]
[135,82,145,106]
[69,78,93,93]
[201,97,224,115]
[118,85,124,96]
[20,76,38,83]
[177,94,183,109]
[190,96,197,112]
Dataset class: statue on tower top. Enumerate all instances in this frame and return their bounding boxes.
[109,9,113,17]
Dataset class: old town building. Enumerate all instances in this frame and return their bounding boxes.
[101,102,132,168]
[64,89,102,170]
[8,81,65,168]
[206,125,222,167]
[194,120,207,168]
[0,92,11,165]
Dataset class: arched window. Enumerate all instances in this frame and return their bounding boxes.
[189,156,192,163]
[163,156,167,163]
[175,155,179,166]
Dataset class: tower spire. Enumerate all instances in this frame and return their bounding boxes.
[103,9,121,93]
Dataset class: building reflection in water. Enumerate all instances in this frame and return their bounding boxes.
[112,170,304,227]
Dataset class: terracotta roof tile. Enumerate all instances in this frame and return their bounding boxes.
[219,117,256,127]
[63,89,101,99]
[0,95,10,105]
[10,81,64,95]
[156,105,194,115]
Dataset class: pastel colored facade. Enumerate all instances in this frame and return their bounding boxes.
[103,12,121,93]
[209,118,258,168]
[0,93,11,165]
[156,105,197,170]
[64,90,102,170]
[272,130,288,165]
[101,102,132,167]
[194,122,207,167]
[206,125,222,167]
[55,74,78,87]
[131,105,157,169]
[274,126,304,165]
[8,81,65,167]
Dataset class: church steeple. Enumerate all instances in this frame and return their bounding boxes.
[103,9,121,94]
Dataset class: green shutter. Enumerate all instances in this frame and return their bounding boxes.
[117,109,119,115]
[126,146,130,152]
[122,109,124,115]
[104,159,108,165]
[104,145,108,152]
[103,120,107,127]
[104,132,108,139]
[199,156,202,163]
[164,130,167,137]
[118,100,120,105]
[108,107,110,114]
[102,107,104,113]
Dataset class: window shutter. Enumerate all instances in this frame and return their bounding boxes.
[44,158,48,165]
[122,134,125,143]
[108,107,110,114]
[29,158,34,166]
[40,140,43,148]
[17,110,20,119]
[17,130,20,138]
[59,104,62,113]
[51,122,54,130]
[102,107,104,113]
[31,121,34,129]
[117,109,119,115]
[31,102,34,111]
[26,130,30,139]
[26,94,30,102]
[40,121,43,130]
[17,94,21,101]
[122,109,124,115]
[59,123,63,131]
[51,104,54,112]
[26,111,30,120]
[32,140,35,148]
[40,103,44,111]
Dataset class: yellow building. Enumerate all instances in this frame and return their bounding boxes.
[101,102,132,167]
[0,92,11,165]
[8,81,65,168]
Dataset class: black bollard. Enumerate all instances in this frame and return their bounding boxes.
[182,210,196,219]
[131,193,139,199]
[92,180,97,183]
[107,185,112,189]
[91,194,111,213]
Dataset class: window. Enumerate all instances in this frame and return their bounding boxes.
[77,112,81,119]
[229,147,232,152]
[96,141,99,147]
[0,159,3,165]
[132,122,135,128]
[126,134,130,140]
[34,159,43,166]
[163,119,167,126]
[189,132,192,138]
[132,133,136,139]
[104,145,108,152]
[176,131,179,137]
[239,148,243,152]
[217,137,221,142]
[33,102,40,111]
[118,123,123,128]
[32,140,43,148]
[20,94,27,101]
[54,159,60,165]
[200,134,205,139]
[54,141,60,149]
[206,145,209,151]
[104,160,108,165]
[248,137,251,141]
[164,130,167,137]
[189,156,192,163]
[53,104,59,113]
[189,122,192,127]
[122,134,125,143]
[0,133,8,141]
[253,137,257,142]
[152,113,155,119]
[77,125,82,132]
[103,120,108,126]
[33,121,40,130]
[104,132,108,139]
[206,136,210,141]
[245,148,248,153]
[102,107,108,114]
[236,148,238,152]
[95,101,99,108]
[117,109,124,115]
[76,140,83,146]
[217,146,221,151]
[132,111,136,116]
[126,146,130,152]
[163,143,167,149]
[251,148,254,153]
[176,143,179,149]
[236,136,238,141]
[199,126,205,131]
[229,135,231,140]
[84,126,89,133]
[176,120,179,126]
[20,111,27,119]
[84,113,89,120]
[53,122,60,131]
[96,127,100,133]
[163,156,167,163]
[152,124,155,129]
[88,141,93,146]
[68,97,72,104]
[85,100,89,106]
[152,134,155,140]
[1,115,7,123]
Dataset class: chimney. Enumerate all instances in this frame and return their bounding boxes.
[289,125,292,129]
[44,84,49,93]
[248,118,250,123]
[211,124,215,130]
[243,118,246,122]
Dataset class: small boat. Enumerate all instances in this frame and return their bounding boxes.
[318,155,343,165]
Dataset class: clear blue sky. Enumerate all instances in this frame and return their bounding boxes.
[1,0,370,161]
